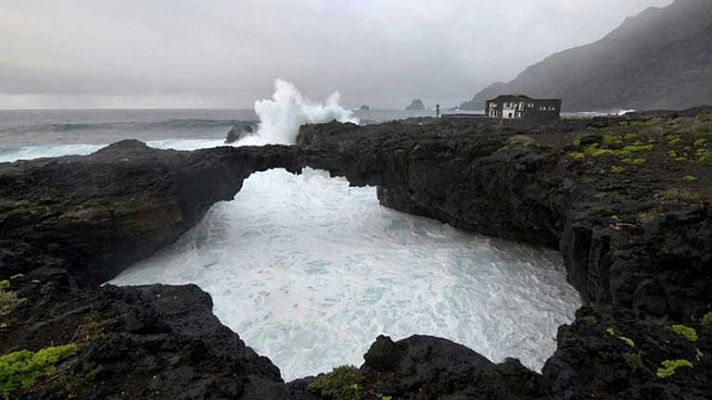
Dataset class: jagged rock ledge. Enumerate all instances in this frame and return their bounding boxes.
[1,109,711,398]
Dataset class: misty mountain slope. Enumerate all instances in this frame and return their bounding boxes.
[461,0,712,112]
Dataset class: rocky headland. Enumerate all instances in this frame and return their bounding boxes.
[1,108,711,399]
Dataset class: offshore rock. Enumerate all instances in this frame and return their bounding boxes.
[405,99,425,111]
[226,123,257,144]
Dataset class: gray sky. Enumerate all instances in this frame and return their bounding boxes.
[0,0,673,109]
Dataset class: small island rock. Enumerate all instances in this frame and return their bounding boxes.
[405,99,425,111]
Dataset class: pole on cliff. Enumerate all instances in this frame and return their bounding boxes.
[436,104,440,118]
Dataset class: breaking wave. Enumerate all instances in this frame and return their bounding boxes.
[246,79,358,145]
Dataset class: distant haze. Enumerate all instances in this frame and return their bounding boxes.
[0,0,673,109]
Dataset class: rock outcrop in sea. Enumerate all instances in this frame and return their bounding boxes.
[405,99,425,111]
[1,108,711,398]
[225,123,257,144]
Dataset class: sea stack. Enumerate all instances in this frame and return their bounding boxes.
[405,99,425,111]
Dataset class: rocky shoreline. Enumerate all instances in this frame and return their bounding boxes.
[1,108,711,399]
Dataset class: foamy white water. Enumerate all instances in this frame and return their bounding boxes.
[251,79,358,145]
[112,168,581,381]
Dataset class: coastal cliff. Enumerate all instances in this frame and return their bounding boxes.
[461,0,712,112]
[1,109,711,398]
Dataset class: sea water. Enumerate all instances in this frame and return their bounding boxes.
[0,109,580,381]
[112,169,580,380]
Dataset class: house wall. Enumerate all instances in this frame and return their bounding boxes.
[522,99,562,122]
[487,97,561,122]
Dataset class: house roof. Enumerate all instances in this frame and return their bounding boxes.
[487,94,533,102]
[487,94,565,103]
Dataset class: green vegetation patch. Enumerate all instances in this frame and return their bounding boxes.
[671,325,698,342]
[568,152,585,161]
[603,135,623,146]
[702,312,712,330]
[585,144,617,158]
[682,175,698,183]
[308,366,365,400]
[655,189,702,204]
[623,351,644,372]
[637,211,661,226]
[697,150,712,163]
[1,280,24,323]
[623,158,646,165]
[622,144,653,153]
[656,359,693,379]
[607,328,635,347]
[611,165,625,174]
[0,344,78,398]
[506,135,535,148]
[0,291,22,319]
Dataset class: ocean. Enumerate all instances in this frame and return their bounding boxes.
[0,108,443,162]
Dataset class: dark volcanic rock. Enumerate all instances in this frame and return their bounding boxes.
[0,275,282,399]
[0,139,300,285]
[0,140,306,398]
[5,281,326,400]
[226,123,256,144]
[358,335,547,400]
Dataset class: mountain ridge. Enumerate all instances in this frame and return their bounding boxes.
[461,0,712,112]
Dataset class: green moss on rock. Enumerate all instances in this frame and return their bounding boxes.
[623,351,644,372]
[656,359,692,379]
[0,343,78,398]
[671,324,698,342]
[702,312,712,330]
[682,175,698,183]
[307,366,365,400]
[607,328,635,347]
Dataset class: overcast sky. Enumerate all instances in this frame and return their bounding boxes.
[0,0,674,109]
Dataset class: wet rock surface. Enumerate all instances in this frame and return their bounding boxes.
[1,109,711,398]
